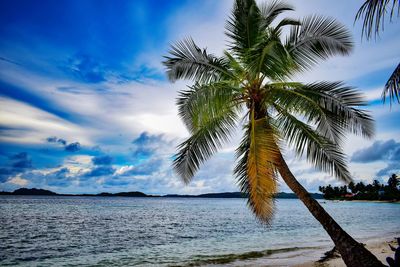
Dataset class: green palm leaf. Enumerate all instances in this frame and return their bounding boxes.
[177,82,241,133]
[259,0,295,27]
[273,104,352,182]
[269,82,374,143]
[355,0,399,40]
[382,63,400,106]
[300,82,374,139]
[163,37,234,83]
[247,34,293,80]
[225,0,262,57]
[274,18,301,31]
[173,110,238,184]
[174,83,239,183]
[286,15,353,71]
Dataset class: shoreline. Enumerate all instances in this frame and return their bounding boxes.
[199,234,399,267]
[343,199,400,203]
[321,199,400,204]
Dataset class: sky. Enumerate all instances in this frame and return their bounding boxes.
[0,0,399,194]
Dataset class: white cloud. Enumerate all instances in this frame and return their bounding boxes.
[114,165,134,176]
[0,61,189,150]
[0,96,90,144]
[7,174,29,186]
[62,155,93,174]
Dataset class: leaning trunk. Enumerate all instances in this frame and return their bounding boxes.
[277,155,385,267]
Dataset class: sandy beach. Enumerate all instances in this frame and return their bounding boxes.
[296,237,398,267]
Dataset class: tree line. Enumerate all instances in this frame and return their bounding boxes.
[319,174,400,200]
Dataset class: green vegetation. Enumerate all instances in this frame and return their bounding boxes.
[163,0,385,265]
[319,174,400,201]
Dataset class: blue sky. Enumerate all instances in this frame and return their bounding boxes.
[0,0,399,194]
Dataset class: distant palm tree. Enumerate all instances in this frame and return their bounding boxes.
[163,0,384,266]
[355,0,399,105]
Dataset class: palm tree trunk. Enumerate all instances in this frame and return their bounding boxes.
[277,154,385,267]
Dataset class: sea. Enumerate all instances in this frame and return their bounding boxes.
[0,196,399,266]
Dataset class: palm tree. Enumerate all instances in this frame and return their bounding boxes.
[355,0,399,105]
[163,0,384,266]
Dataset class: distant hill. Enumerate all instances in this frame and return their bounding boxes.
[96,191,147,197]
[164,192,245,198]
[0,188,149,197]
[0,188,323,199]
[1,188,58,196]
[161,192,323,199]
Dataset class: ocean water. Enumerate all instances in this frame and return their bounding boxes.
[0,196,399,266]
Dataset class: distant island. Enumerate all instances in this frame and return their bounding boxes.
[0,188,149,197]
[0,188,323,199]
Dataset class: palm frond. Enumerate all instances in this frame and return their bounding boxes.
[163,37,234,83]
[286,15,353,71]
[234,113,280,223]
[241,28,295,81]
[275,18,301,30]
[247,37,287,80]
[174,101,238,184]
[259,0,295,28]
[355,0,399,40]
[225,0,262,57]
[297,82,375,140]
[269,84,343,143]
[382,63,400,106]
[223,51,247,83]
[268,82,374,144]
[177,82,241,133]
[272,104,352,183]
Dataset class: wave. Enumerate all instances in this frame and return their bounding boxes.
[169,246,320,267]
